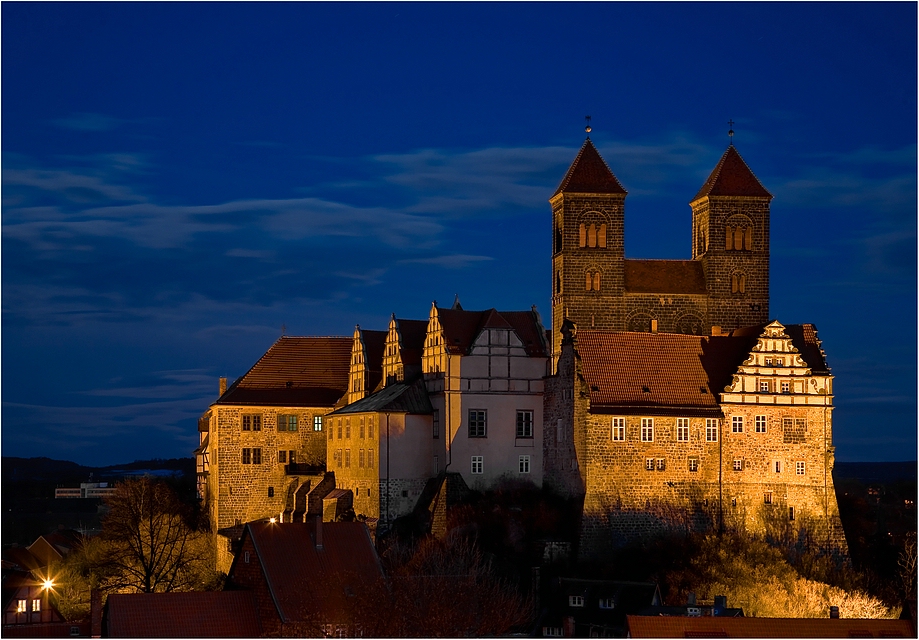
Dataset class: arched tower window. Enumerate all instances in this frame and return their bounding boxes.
[578,213,610,249]
[584,269,602,291]
[731,272,747,294]
[725,215,754,251]
[579,224,586,248]
[598,224,607,248]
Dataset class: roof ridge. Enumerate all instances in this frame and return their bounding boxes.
[553,138,627,196]
[691,145,772,201]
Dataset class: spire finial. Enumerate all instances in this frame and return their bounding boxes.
[585,115,592,137]
[728,119,735,146]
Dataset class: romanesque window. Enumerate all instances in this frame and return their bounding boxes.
[677,418,689,442]
[585,270,601,291]
[755,415,767,433]
[516,410,534,438]
[556,271,561,295]
[645,458,654,471]
[796,461,806,475]
[732,416,744,433]
[468,410,487,438]
[731,273,746,294]
[725,224,753,251]
[471,456,483,474]
[242,415,261,431]
[278,415,297,432]
[519,455,531,474]
[612,417,625,441]
[640,418,654,442]
[579,221,607,248]
[314,416,323,431]
[433,410,440,439]
[705,419,719,442]
[733,459,743,471]
[688,458,699,472]
[554,224,562,254]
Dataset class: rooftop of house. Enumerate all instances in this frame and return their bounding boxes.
[553,137,627,196]
[104,591,261,638]
[436,307,548,357]
[392,318,429,366]
[626,614,914,638]
[691,145,773,202]
[329,376,433,415]
[215,336,352,407]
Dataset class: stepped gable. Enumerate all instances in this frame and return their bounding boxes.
[394,319,429,366]
[499,310,549,357]
[729,322,829,374]
[330,377,433,415]
[553,138,627,196]
[105,591,261,638]
[575,331,757,416]
[217,336,352,406]
[692,145,773,201]
[624,259,707,295]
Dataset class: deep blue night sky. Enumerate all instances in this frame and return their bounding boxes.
[2,3,916,466]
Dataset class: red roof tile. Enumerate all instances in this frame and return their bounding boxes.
[627,614,914,638]
[394,318,429,367]
[239,520,384,625]
[499,310,549,358]
[553,138,627,196]
[624,259,707,295]
[692,145,772,201]
[437,308,548,357]
[105,591,261,638]
[217,336,352,407]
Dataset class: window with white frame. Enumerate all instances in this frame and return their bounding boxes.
[706,418,719,442]
[732,416,743,433]
[656,458,666,471]
[16,599,26,613]
[645,458,654,471]
[688,457,699,472]
[471,456,483,474]
[31,599,41,612]
[468,410,487,438]
[781,381,790,393]
[641,418,654,442]
[569,595,584,607]
[677,418,689,442]
[760,380,770,393]
[612,417,625,441]
[519,455,531,473]
[599,598,615,610]
[755,415,767,433]
[543,628,563,637]
[796,461,805,475]
[313,415,323,431]
[516,410,534,438]
[733,459,743,471]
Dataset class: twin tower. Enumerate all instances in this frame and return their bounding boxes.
[549,138,773,365]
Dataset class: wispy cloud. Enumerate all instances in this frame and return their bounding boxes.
[52,112,126,132]
[400,254,495,269]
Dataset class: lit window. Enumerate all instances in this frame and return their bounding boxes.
[732,416,743,433]
[760,380,770,393]
[656,458,666,471]
[599,598,615,610]
[516,410,534,438]
[519,455,531,474]
[278,414,297,432]
[313,415,323,431]
[468,410,487,438]
[688,458,699,472]
[16,600,26,613]
[733,459,743,471]
[471,456,483,474]
[641,418,654,442]
[677,418,689,442]
[796,461,805,475]
[569,595,584,607]
[645,458,654,471]
[706,419,719,442]
[31,599,41,612]
[612,417,625,441]
[755,415,767,433]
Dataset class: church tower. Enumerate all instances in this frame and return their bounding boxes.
[550,138,627,369]
[690,145,772,331]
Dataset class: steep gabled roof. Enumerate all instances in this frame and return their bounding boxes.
[329,376,433,415]
[359,329,388,392]
[216,336,352,407]
[624,260,707,295]
[394,318,429,367]
[692,145,772,201]
[553,138,627,197]
[436,308,548,357]
[105,592,261,638]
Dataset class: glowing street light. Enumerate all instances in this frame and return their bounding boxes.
[42,579,54,590]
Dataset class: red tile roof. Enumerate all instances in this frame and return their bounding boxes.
[394,318,429,367]
[216,336,352,407]
[627,614,914,638]
[692,145,773,201]
[553,138,627,196]
[624,259,707,295]
[238,520,384,625]
[104,591,261,638]
[436,308,548,357]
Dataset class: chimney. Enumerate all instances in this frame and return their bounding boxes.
[650,319,659,333]
[219,377,227,397]
[711,325,722,337]
[687,592,697,606]
[90,589,102,638]
[830,605,839,619]
[315,516,323,550]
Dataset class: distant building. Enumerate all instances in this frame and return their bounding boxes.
[54,482,117,499]
[537,578,661,638]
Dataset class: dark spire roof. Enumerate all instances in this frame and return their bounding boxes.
[553,138,627,197]
[692,146,772,202]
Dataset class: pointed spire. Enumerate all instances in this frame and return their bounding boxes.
[452,294,463,311]
[553,138,627,197]
[691,146,772,202]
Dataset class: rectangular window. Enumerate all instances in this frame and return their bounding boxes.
[732,416,743,433]
[765,357,773,366]
[278,450,287,464]
[783,417,807,444]
[612,417,626,441]
[776,358,784,366]
[242,448,251,464]
[314,415,323,431]
[688,457,699,473]
[336,449,342,468]
[288,450,296,464]
[543,628,563,637]
[242,414,261,431]
[359,449,365,468]
[789,506,795,521]
[656,458,666,471]
[706,418,719,442]
[278,414,297,432]
[433,409,440,439]
[569,595,584,607]
[471,456,483,474]
[516,410,534,438]
[760,380,770,393]
[640,418,654,442]
[796,461,805,475]
[764,492,773,504]
[677,418,689,442]
[345,449,351,468]
[267,486,274,498]
[733,459,743,471]
[252,448,261,464]
[645,458,654,471]
[755,415,767,433]
[775,460,782,473]
[468,410,487,438]
[359,418,365,439]
[519,455,531,474]
[345,420,351,438]
[337,420,343,439]
[599,598,615,610]
[16,600,26,613]
[31,599,40,612]
[368,449,374,469]
[368,417,374,439]
[781,381,790,393]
